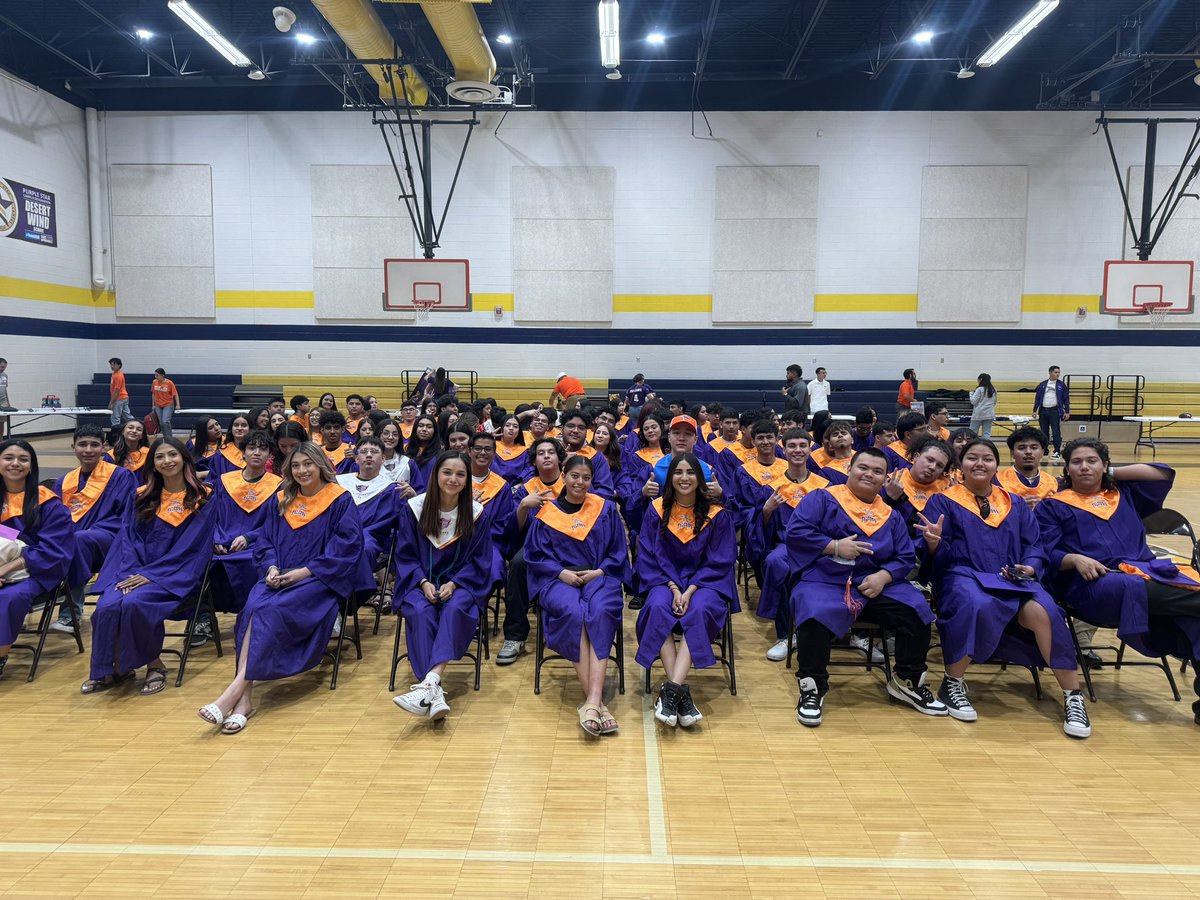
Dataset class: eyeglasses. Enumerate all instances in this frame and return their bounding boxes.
[469,446,493,455]
[975,495,991,518]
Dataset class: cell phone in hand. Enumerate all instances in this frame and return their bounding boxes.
[1001,566,1033,583]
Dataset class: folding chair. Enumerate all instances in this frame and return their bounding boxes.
[487,581,504,637]
[1060,606,1181,703]
[326,590,363,690]
[370,530,397,636]
[642,595,737,696]
[1143,508,1200,570]
[161,560,224,687]
[533,599,625,696]
[10,580,82,681]
[388,603,489,692]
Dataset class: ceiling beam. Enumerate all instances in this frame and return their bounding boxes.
[68,0,183,76]
[0,11,103,79]
[1126,29,1200,105]
[494,0,529,84]
[1047,0,1158,80]
[694,0,721,81]
[782,0,830,80]
[868,0,938,81]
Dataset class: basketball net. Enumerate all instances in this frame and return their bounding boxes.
[413,298,435,322]
[1141,301,1170,326]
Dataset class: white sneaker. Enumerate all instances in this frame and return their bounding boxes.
[49,620,76,634]
[427,681,450,721]
[848,633,885,664]
[392,682,432,715]
[766,636,794,662]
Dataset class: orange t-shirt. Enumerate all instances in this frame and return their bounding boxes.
[110,371,128,402]
[897,379,914,408]
[555,376,585,399]
[151,379,178,408]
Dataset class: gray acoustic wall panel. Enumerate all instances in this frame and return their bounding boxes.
[917,166,1028,324]
[512,166,615,324]
[712,166,818,324]
[110,163,215,317]
[311,165,414,320]
[1123,166,1200,325]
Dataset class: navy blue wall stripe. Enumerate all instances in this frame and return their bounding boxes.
[2,315,1194,348]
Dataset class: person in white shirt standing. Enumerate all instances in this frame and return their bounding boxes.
[808,367,832,417]
[0,358,10,439]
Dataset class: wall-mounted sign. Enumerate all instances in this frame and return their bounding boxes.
[0,177,57,247]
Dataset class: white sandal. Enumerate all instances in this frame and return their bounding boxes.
[221,709,256,734]
[197,703,225,726]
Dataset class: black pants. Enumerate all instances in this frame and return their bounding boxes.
[1038,407,1062,453]
[503,550,531,642]
[794,595,931,693]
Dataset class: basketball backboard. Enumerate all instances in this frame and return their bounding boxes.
[383,258,471,312]
[1101,260,1194,316]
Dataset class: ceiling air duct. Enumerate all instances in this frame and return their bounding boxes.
[310,0,430,105]
[379,0,499,103]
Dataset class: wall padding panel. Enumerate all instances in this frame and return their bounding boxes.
[917,166,1027,324]
[1121,166,1200,326]
[712,167,818,324]
[110,163,215,317]
[512,167,614,324]
[311,165,414,320]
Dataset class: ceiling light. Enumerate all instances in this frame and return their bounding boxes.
[167,1,251,67]
[598,0,620,70]
[977,0,1059,67]
[647,31,665,45]
[248,68,266,81]
[496,33,513,45]
[606,69,622,81]
[956,67,975,79]
[295,33,316,45]
[272,6,296,33]
[912,30,934,44]
[135,28,153,40]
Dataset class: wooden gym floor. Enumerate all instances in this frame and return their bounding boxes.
[3,437,1200,898]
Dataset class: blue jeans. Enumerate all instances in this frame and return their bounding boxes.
[156,403,175,438]
[110,399,132,427]
[1039,407,1062,453]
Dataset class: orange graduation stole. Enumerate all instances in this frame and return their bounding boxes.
[810,448,832,468]
[536,493,605,541]
[61,460,117,523]
[766,470,829,508]
[651,498,724,544]
[635,447,665,465]
[522,474,564,497]
[0,486,58,523]
[711,438,754,462]
[742,457,788,486]
[827,485,892,536]
[322,443,352,469]
[885,440,909,458]
[944,484,1013,528]
[1118,563,1200,591]
[1049,489,1121,521]
[494,441,526,461]
[281,482,345,529]
[201,442,220,459]
[899,470,950,512]
[400,422,414,441]
[154,489,199,526]
[221,470,284,513]
[219,444,246,470]
[998,468,1057,504]
[345,417,364,435]
[936,427,951,441]
[472,471,508,506]
[822,455,852,476]
[120,447,149,472]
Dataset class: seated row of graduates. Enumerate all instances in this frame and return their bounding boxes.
[2,401,1198,739]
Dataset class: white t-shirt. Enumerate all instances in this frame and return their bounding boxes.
[0,372,9,406]
[808,379,832,413]
[336,472,392,505]
[380,453,412,485]
[1042,381,1058,409]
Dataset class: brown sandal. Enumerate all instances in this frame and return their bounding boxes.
[597,705,619,735]
[140,667,169,696]
[578,704,603,736]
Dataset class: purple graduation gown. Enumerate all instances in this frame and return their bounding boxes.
[90,492,217,679]
[206,447,247,480]
[616,449,662,534]
[0,490,76,646]
[923,489,1074,670]
[1036,467,1200,661]
[474,474,518,581]
[634,502,737,669]
[406,454,437,494]
[743,472,829,621]
[237,488,375,681]
[785,488,933,637]
[490,444,532,485]
[525,495,631,662]
[349,484,402,565]
[53,463,137,587]
[208,472,282,613]
[392,497,494,681]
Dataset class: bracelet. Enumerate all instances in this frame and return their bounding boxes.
[833,539,840,557]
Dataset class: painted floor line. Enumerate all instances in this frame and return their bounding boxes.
[641,687,669,860]
[2,842,1198,877]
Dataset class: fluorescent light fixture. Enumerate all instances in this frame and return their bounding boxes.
[135,28,153,40]
[295,32,316,45]
[647,31,665,45]
[977,0,1059,67]
[167,0,252,67]
[598,0,620,69]
[496,33,513,45]
[912,30,934,44]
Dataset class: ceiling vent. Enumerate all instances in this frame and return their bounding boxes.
[446,80,501,103]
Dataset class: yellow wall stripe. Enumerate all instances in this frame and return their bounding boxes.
[1021,294,1099,313]
[215,290,314,309]
[613,294,712,313]
[0,275,114,307]
[472,292,514,311]
[814,293,918,313]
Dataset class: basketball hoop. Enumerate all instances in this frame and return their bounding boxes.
[413,298,435,322]
[1141,301,1171,326]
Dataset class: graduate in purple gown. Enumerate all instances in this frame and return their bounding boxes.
[879,412,930,472]
[209,431,283,613]
[743,428,828,660]
[729,419,788,529]
[786,448,946,727]
[377,420,417,493]
[53,424,137,628]
[317,411,356,476]
[0,441,77,679]
[270,421,308,475]
[466,431,518,586]
[205,413,253,479]
[391,451,494,722]
[490,414,530,485]
[850,408,877,454]
[404,414,442,493]
[104,419,151,482]
[525,455,631,737]
[1036,438,1200,724]
[880,436,952,533]
[186,416,225,473]
[636,453,737,729]
[921,438,1090,738]
[812,421,855,486]
[83,438,216,696]
[558,409,617,500]
[615,412,667,536]
[198,443,374,734]
[336,437,401,567]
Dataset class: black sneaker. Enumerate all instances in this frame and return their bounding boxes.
[1082,651,1103,670]
[886,672,948,716]
[654,680,681,727]
[0,655,7,680]
[628,595,646,610]
[1063,690,1092,738]
[677,684,703,728]
[796,676,824,727]
[937,675,978,722]
[189,616,213,648]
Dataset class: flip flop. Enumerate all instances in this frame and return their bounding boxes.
[221,708,257,735]
[197,703,225,726]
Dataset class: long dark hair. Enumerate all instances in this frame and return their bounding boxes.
[639,412,670,454]
[558,453,594,502]
[661,451,713,537]
[1062,438,1118,491]
[418,450,474,542]
[406,414,442,461]
[248,406,271,431]
[135,437,209,522]
[110,420,149,468]
[432,367,450,396]
[809,410,832,446]
[498,414,525,445]
[591,422,622,473]
[228,413,252,450]
[956,437,1000,476]
[977,372,995,398]
[271,421,310,472]
[0,439,42,531]
[436,409,459,443]
[189,415,221,460]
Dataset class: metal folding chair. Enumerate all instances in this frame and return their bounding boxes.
[641,595,737,696]
[10,580,82,681]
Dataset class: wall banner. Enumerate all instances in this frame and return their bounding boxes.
[0,177,57,247]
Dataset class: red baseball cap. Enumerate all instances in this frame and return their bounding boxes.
[668,415,698,432]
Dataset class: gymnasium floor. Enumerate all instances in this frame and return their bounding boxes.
[3,437,1200,899]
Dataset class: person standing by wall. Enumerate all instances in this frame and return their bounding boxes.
[108,357,132,440]
[897,368,917,419]
[150,368,180,439]
[625,373,654,420]
[969,373,997,439]
[549,371,586,411]
[0,358,10,439]
[781,364,809,421]
[1032,365,1070,460]
[808,367,832,418]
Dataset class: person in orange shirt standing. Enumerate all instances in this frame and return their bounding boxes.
[549,371,586,412]
[896,368,917,419]
[108,357,133,439]
[150,368,180,439]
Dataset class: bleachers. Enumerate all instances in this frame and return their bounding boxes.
[606,378,904,421]
[75,372,240,434]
